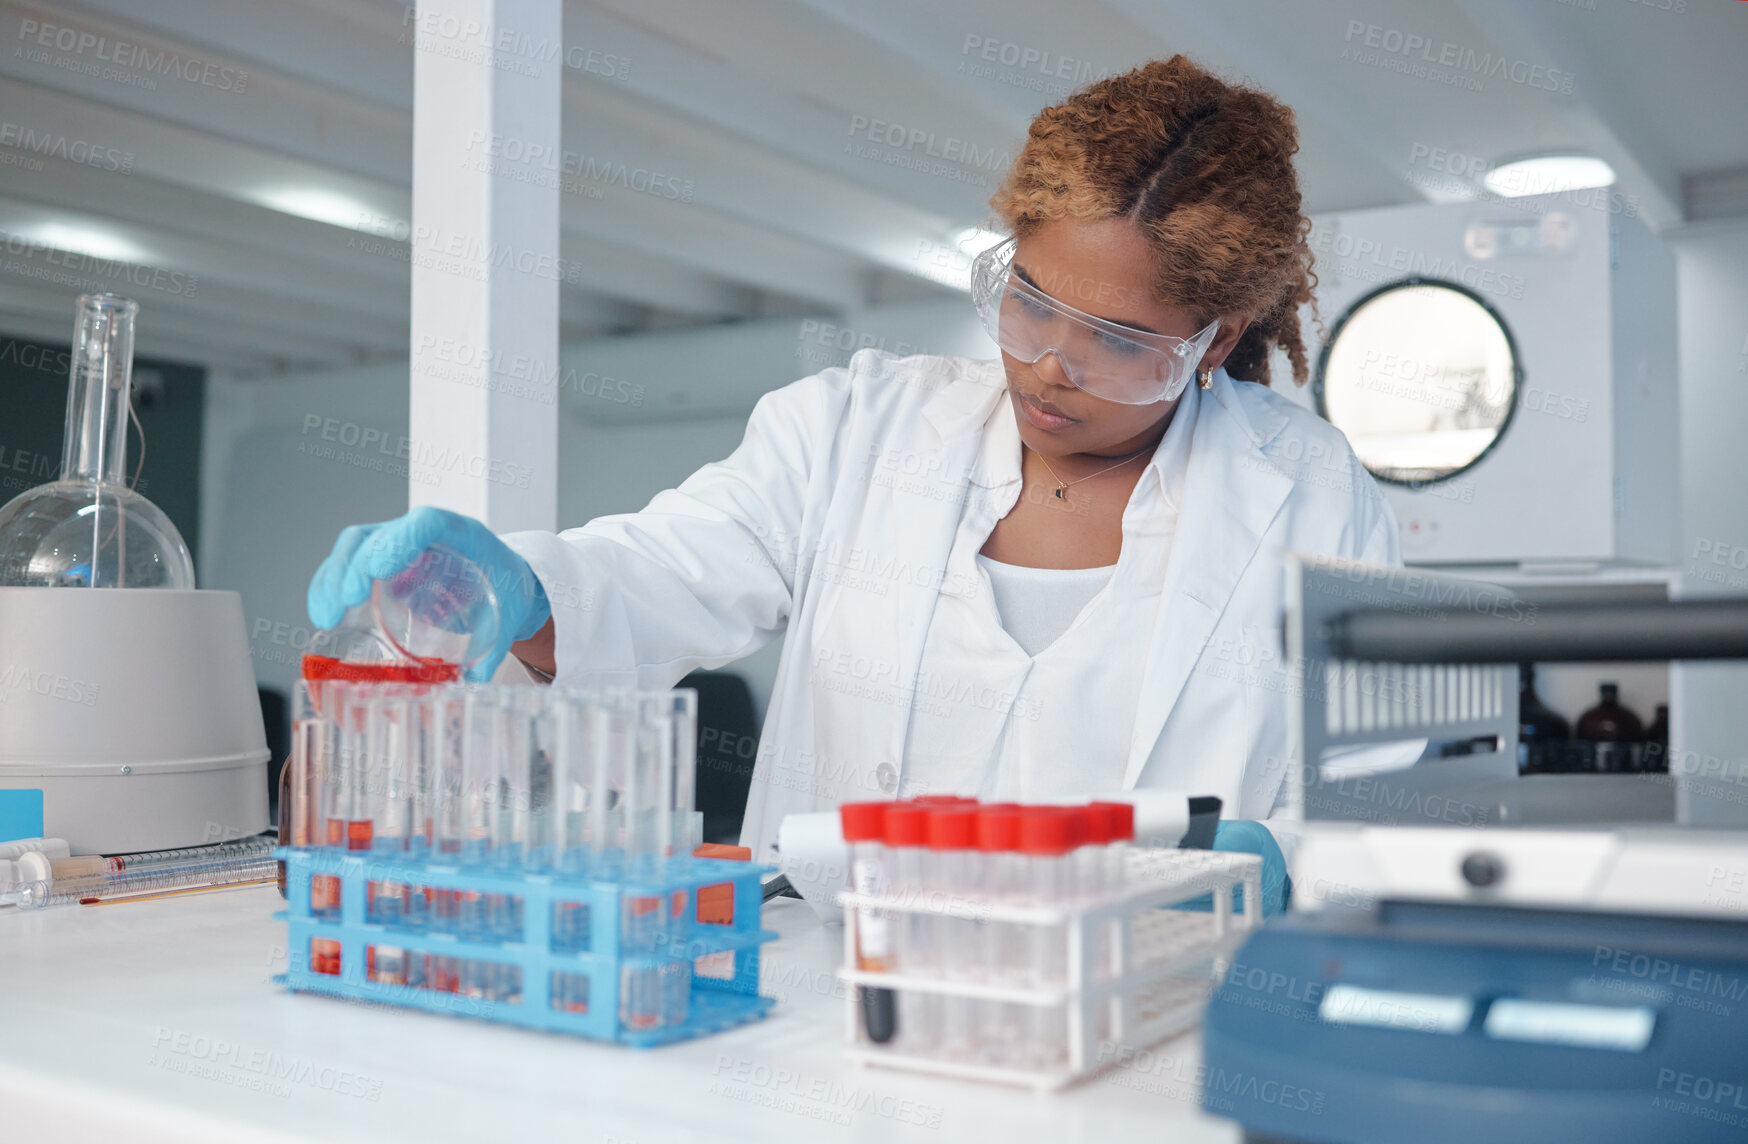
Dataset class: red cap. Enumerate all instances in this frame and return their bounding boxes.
[1082,803,1117,845]
[926,806,978,850]
[1089,800,1135,842]
[911,795,978,805]
[884,804,930,848]
[839,802,890,843]
[1018,807,1085,856]
[975,805,1022,852]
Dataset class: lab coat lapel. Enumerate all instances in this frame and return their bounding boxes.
[1123,372,1294,789]
[880,363,1010,790]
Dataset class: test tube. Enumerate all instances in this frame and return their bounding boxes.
[605,691,656,1030]
[426,687,468,863]
[882,803,934,1053]
[524,691,561,874]
[974,804,1024,1065]
[335,683,375,853]
[1089,800,1134,893]
[1086,800,1133,994]
[1019,807,1084,1069]
[550,694,591,955]
[650,690,696,1028]
[305,679,345,975]
[280,680,321,899]
[454,688,497,974]
[620,690,688,1030]
[590,691,629,876]
[405,689,437,863]
[455,689,517,997]
[285,681,320,850]
[366,685,413,928]
[840,801,896,1043]
[425,685,470,992]
[624,693,663,873]
[548,693,597,1013]
[488,690,544,948]
[401,688,438,937]
[488,689,536,871]
[925,804,978,1059]
[1077,802,1111,901]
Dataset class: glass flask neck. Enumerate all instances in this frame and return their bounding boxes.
[60,293,138,484]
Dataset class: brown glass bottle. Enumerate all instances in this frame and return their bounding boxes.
[1517,664,1573,773]
[1576,683,1644,772]
[1642,704,1670,774]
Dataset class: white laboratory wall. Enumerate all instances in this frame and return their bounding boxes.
[1668,219,1748,827]
[200,358,417,705]
[200,297,993,713]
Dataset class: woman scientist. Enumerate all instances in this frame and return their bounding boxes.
[308,57,1401,912]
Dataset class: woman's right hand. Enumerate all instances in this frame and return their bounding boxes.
[306,506,551,681]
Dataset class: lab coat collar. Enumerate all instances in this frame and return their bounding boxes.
[1122,367,1296,789]
[1142,379,1199,510]
[919,357,1008,450]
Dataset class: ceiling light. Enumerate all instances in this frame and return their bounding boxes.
[1483,155,1615,199]
[251,187,404,235]
[31,223,144,263]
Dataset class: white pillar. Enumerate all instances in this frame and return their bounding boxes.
[407,0,561,532]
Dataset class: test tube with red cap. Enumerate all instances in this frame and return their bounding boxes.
[1089,800,1134,892]
[1081,803,1127,1033]
[882,803,934,1052]
[1020,806,1086,1068]
[926,804,979,1058]
[975,803,1024,1064]
[1077,802,1116,902]
[841,801,897,1044]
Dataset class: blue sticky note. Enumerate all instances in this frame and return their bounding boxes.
[0,789,45,842]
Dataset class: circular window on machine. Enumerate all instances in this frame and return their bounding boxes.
[1314,278,1520,487]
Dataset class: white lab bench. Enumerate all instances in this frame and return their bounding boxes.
[0,886,1240,1144]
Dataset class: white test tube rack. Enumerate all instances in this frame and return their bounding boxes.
[835,847,1263,1091]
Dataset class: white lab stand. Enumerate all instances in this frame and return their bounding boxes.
[0,887,1240,1143]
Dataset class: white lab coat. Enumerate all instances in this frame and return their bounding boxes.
[501,351,1402,862]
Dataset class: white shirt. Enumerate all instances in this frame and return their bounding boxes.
[975,557,1113,657]
[900,380,1200,802]
[499,351,1406,862]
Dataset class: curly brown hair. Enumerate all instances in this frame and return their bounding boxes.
[990,55,1317,386]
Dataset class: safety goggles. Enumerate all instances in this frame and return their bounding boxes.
[970,238,1220,405]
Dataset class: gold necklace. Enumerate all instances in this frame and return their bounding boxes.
[1031,446,1150,501]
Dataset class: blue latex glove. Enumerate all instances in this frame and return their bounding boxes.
[307,507,551,682]
[1174,820,1291,918]
[1212,819,1291,918]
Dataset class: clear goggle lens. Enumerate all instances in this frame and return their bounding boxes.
[971,238,1219,405]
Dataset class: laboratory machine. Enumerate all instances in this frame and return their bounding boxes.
[0,293,268,854]
[1297,187,1694,811]
[1293,189,1676,568]
[1200,556,1748,1143]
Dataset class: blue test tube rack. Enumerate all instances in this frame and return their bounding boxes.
[273,847,777,1046]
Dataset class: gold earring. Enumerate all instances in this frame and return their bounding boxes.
[1198,369,1213,389]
